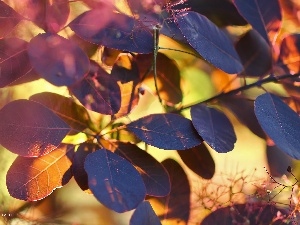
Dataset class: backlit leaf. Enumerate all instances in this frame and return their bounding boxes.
[254,93,300,159]
[233,0,282,44]
[235,30,272,77]
[69,9,153,53]
[130,201,162,225]
[176,11,243,74]
[29,92,91,132]
[6,144,74,201]
[69,62,121,115]
[28,33,90,86]
[84,149,146,212]
[191,104,236,153]
[0,2,22,38]
[0,99,70,157]
[177,144,215,179]
[114,142,170,197]
[0,38,33,88]
[127,113,203,150]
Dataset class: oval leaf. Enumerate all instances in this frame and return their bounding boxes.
[6,144,74,201]
[0,38,33,88]
[84,149,146,213]
[254,93,300,159]
[28,33,90,86]
[0,2,22,38]
[130,201,162,225]
[191,104,236,153]
[127,113,203,150]
[176,11,243,74]
[0,99,70,157]
[115,142,170,197]
[177,144,215,179]
[69,9,153,53]
[69,62,121,115]
[233,0,282,44]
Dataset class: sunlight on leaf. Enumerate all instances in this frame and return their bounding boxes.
[0,1,22,38]
[6,144,74,201]
[191,104,236,153]
[130,201,162,225]
[127,113,203,150]
[254,93,300,159]
[84,149,146,213]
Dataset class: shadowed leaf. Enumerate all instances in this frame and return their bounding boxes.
[6,144,74,201]
[177,144,215,179]
[84,149,146,213]
[29,92,91,133]
[0,38,33,88]
[176,11,243,74]
[69,9,153,53]
[130,201,162,225]
[254,93,300,159]
[233,0,282,44]
[114,142,170,197]
[191,104,236,153]
[28,33,90,86]
[69,62,121,115]
[0,2,22,38]
[0,99,70,157]
[127,113,203,150]
[235,30,272,77]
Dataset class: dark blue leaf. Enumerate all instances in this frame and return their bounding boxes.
[115,142,170,197]
[69,9,153,53]
[191,104,236,153]
[127,113,203,150]
[130,201,161,225]
[233,0,282,44]
[254,93,300,159]
[28,33,90,86]
[84,149,146,213]
[176,11,243,74]
[69,62,121,115]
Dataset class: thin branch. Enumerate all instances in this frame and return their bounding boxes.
[153,25,163,105]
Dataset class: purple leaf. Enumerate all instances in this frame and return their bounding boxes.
[0,100,70,157]
[233,0,282,44]
[0,38,33,88]
[127,113,203,150]
[130,201,162,225]
[115,142,170,197]
[177,144,215,179]
[0,2,22,38]
[69,62,121,115]
[176,11,243,74]
[254,93,300,159]
[191,104,236,153]
[84,149,146,213]
[69,9,153,53]
[28,33,90,86]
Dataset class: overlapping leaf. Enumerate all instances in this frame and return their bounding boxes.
[84,149,146,212]
[233,0,282,44]
[177,144,215,179]
[0,38,33,88]
[29,92,91,132]
[0,99,70,157]
[127,113,203,150]
[176,11,243,74]
[69,9,153,53]
[69,62,121,115]
[28,33,90,86]
[0,2,22,38]
[191,104,236,153]
[254,93,300,159]
[6,144,74,201]
[235,30,272,77]
[130,201,162,225]
[115,142,170,197]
